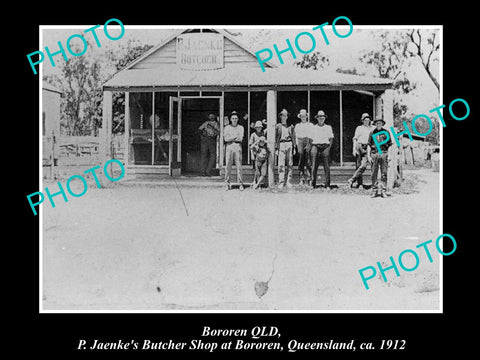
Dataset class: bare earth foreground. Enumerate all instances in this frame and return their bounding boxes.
[42,169,440,311]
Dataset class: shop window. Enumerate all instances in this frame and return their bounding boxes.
[129,92,153,165]
[154,92,177,165]
[128,92,179,166]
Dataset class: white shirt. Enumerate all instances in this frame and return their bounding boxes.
[224,124,244,143]
[353,125,374,144]
[294,122,315,138]
[310,124,334,144]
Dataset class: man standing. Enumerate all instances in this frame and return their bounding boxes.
[224,111,244,190]
[367,118,392,198]
[275,109,295,189]
[310,110,334,189]
[294,109,314,185]
[347,113,374,188]
[198,112,219,176]
[249,120,265,169]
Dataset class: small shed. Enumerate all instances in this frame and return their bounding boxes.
[42,82,62,167]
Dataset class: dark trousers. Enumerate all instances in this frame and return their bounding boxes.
[371,152,388,189]
[296,137,312,181]
[200,136,217,175]
[311,144,331,187]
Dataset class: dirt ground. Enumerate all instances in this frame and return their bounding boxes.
[41,168,441,311]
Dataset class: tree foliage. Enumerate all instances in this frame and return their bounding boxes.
[294,51,329,70]
[43,38,154,136]
[44,39,103,136]
[407,29,440,91]
[360,31,416,96]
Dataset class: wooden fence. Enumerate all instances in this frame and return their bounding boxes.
[43,134,125,167]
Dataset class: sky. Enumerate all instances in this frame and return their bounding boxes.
[40,25,441,117]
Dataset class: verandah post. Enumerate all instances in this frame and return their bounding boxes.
[99,90,113,187]
[266,90,277,187]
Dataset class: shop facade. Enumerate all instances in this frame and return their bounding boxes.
[102,29,394,184]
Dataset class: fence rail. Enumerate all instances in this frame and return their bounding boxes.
[43,135,125,167]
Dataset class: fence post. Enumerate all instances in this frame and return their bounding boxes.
[266,90,277,188]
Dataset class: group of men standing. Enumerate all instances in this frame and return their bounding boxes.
[198,108,392,197]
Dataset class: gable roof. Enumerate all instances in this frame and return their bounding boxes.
[116,28,276,73]
[103,28,393,90]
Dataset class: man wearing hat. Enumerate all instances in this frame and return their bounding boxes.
[198,112,220,176]
[310,110,334,189]
[224,111,245,190]
[346,113,374,188]
[367,118,392,198]
[275,109,296,188]
[294,109,314,185]
[249,120,265,169]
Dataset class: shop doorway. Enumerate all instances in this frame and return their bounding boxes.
[181,97,221,174]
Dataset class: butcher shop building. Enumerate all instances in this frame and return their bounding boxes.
[101,28,394,184]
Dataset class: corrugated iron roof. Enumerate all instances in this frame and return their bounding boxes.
[103,66,393,89]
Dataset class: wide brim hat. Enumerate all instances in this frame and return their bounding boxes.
[314,110,328,119]
[297,109,309,118]
[373,118,385,125]
[360,113,371,122]
[254,120,263,128]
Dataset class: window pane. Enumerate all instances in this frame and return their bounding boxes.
[180,91,200,96]
[129,92,153,165]
[154,92,177,165]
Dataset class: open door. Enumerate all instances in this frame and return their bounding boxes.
[169,97,182,176]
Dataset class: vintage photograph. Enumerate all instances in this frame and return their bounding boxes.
[40,25,441,311]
